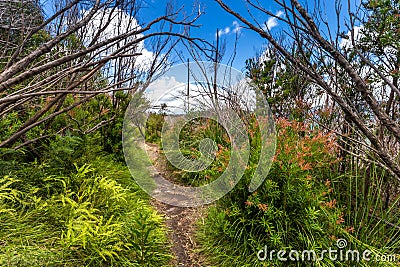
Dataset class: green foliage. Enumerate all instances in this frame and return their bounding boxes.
[361,0,400,54]
[245,53,311,120]
[197,119,346,266]
[159,117,231,186]
[0,140,171,266]
[145,113,165,144]
[46,135,86,171]
[100,91,132,161]
[0,18,131,155]
[0,112,23,141]
[334,162,400,259]
[0,23,167,264]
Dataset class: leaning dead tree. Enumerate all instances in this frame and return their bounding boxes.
[216,0,400,182]
[0,0,208,148]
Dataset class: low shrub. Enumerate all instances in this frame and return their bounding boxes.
[0,141,171,266]
[161,117,231,186]
[145,113,165,145]
[197,119,347,266]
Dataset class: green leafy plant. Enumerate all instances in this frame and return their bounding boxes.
[0,139,171,266]
[197,119,347,266]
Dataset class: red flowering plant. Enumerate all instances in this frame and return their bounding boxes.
[201,118,347,266]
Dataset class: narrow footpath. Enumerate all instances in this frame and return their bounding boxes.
[145,143,209,267]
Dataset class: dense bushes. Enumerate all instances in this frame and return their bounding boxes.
[169,117,398,267]
[0,90,130,163]
[0,137,171,266]
[155,115,399,266]
[145,113,165,144]
[194,119,347,266]
[161,117,231,186]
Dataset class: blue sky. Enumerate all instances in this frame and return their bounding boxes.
[139,0,356,71]
[40,0,357,71]
[138,0,358,110]
[140,0,284,71]
[40,0,270,70]
[39,0,362,112]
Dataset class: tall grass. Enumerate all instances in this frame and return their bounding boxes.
[335,162,400,263]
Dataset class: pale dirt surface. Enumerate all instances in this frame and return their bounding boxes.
[144,143,210,267]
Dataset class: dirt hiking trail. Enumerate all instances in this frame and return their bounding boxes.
[145,143,209,267]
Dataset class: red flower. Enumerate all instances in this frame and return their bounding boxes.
[244,201,253,206]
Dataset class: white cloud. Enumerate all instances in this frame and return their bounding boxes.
[218,27,230,36]
[257,47,274,64]
[263,10,284,31]
[145,76,204,114]
[276,10,284,17]
[232,21,241,33]
[81,8,156,72]
[339,25,364,49]
[145,76,186,103]
[266,17,278,29]
[217,21,242,38]
[144,69,260,115]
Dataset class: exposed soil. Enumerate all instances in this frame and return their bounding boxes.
[145,143,209,267]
